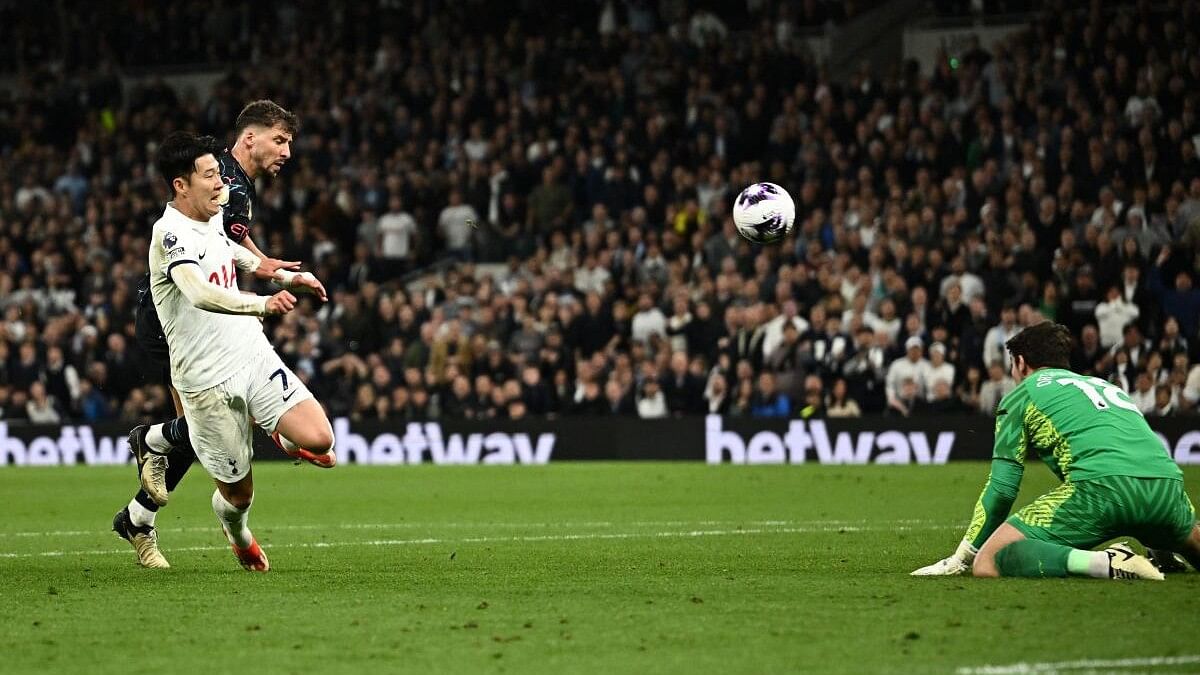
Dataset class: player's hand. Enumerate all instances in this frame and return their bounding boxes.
[911,539,977,576]
[911,555,970,576]
[1156,245,1171,266]
[255,257,302,280]
[265,290,298,315]
[293,272,329,302]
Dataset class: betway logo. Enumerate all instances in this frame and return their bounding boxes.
[333,418,554,465]
[706,416,955,465]
[0,422,132,466]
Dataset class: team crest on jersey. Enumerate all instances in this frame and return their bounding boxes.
[163,232,178,249]
[219,181,230,206]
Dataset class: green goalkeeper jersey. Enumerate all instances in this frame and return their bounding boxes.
[964,367,1181,549]
[992,368,1180,483]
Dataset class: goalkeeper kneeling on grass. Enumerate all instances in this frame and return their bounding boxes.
[913,321,1200,581]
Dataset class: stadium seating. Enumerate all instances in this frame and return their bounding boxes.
[1,0,1199,425]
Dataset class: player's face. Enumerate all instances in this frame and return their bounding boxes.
[251,124,293,177]
[182,154,224,218]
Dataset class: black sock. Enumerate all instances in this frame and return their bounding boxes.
[162,416,191,450]
[130,443,197,513]
[164,444,197,493]
[134,489,160,512]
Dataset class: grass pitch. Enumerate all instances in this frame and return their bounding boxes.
[1,462,1198,674]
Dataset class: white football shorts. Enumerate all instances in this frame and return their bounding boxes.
[178,349,314,483]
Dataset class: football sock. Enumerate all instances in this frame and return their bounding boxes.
[133,489,160,513]
[128,499,157,528]
[145,423,172,454]
[994,539,1071,578]
[162,416,191,450]
[163,445,196,492]
[277,434,301,452]
[1066,549,1112,578]
[212,490,254,548]
[131,445,197,513]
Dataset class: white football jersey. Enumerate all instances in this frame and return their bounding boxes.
[149,203,272,392]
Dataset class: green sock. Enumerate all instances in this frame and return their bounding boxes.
[1066,549,1111,578]
[994,539,1072,578]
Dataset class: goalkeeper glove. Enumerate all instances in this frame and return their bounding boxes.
[910,538,977,576]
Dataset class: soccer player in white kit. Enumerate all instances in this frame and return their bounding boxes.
[149,132,336,571]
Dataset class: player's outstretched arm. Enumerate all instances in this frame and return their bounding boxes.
[271,269,329,302]
[237,233,301,280]
[232,245,325,301]
[172,262,293,316]
[913,400,1026,576]
[911,460,1021,576]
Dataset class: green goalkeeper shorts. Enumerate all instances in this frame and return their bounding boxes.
[1009,476,1196,550]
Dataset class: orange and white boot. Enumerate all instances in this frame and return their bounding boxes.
[223,526,270,572]
[271,431,336,468]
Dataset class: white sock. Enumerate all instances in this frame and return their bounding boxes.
[211,490,253,548]
[128,499,157,528]
[1067,548,1111,578]
[145,424,172,454]
[277,434,301,452]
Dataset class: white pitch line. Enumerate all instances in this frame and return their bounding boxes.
[0,523,958,559]
[0,518,956,539]
[957,654,1200,674]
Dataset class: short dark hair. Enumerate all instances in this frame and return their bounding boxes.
[155,132,223,196]
[1005,321,1072,370]
[235,100,298,136]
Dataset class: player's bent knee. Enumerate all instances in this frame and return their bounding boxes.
[219,488,253,510]
[972,557,1000,578]
[312,425,334,454]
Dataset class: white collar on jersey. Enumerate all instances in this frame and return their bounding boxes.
[165,202,220,230]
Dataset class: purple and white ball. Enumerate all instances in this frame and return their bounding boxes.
[732,182,796,244]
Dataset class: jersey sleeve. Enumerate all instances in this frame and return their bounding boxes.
[991,383,1030,463]
[153,224,200,281]
[962,383,1030,548]
[218,157,252,243]
[232,242,262,272]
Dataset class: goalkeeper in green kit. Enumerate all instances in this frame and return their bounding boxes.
[912,321,1200,580]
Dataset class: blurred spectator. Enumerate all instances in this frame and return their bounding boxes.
[1129,373,1157,414]
[921,343,955,401]
[750,372,791,418]
[826,378,862,418]
[797,375,825,419]
[886,337,930,414]
[1149,385,1178,417]
[437,190,479,261]
[660,352,705,416]
[26,381,62,424]
[604,379,636,416]
[631,293,667,345]
[704,371,732,415]
[377,196,419,277]
[979,363,1016,416]
[1150,248,1200,338]
[636,379,668,419]
[1095,287,1141,349]
[956,366,984,413]
[983,306,1019,370]
[888,378,921,418]
[915,380,969,416]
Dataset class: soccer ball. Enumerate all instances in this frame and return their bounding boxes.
[732,182,796,244]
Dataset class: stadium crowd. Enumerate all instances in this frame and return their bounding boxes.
[2,0,1200,425]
